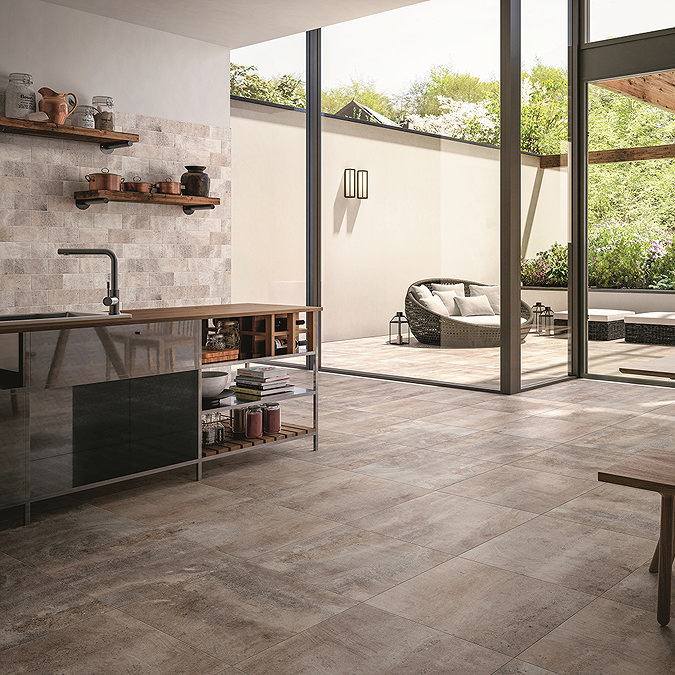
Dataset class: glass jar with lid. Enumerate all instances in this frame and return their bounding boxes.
[92,95,114,130]
[5,73,36,119]
[69,105,96,129]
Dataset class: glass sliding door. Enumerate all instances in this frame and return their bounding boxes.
[520,0,571,387]
[320,0,502,390]
[586,71,675,378]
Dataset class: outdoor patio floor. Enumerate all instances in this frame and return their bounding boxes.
[322,331,675,389]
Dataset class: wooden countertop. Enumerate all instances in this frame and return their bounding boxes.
[0,303,322,334]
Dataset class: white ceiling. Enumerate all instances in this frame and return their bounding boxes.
[41,0,427,49]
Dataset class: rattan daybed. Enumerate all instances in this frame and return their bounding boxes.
[405,278,533,348]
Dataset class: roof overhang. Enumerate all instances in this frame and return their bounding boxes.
[595,71,675,113]
[41,0,428,48]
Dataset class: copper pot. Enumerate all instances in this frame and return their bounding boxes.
[123,176,152,193]
[85,168,122,191]
[153,178,181,195]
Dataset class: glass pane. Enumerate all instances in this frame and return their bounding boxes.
[230,33,307,307]
[320,0,502,390]
[520,0,571,387]
[587,71,675,379]
[589,1,675,42]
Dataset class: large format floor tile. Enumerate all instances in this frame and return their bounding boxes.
[0,502,148,566]
[0,563,109,650]
[354,447,499,489]
[84,480,251,527]
[36,528,235,607]
[442,465,597,513]
[161,499,339,559]
[0,609,228,674]
[519,597,675,674]
[350,491,536,555]
[238,604,511,675]
[547,483,660,538]
[121,558,356,663]
[367,557,594,657]
[462,515,653,595]
[262,472,429,522]
[252,524,449,601]
[434,430,555,464]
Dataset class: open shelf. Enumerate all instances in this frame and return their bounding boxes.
[73,190,220,215]
[0,115,138,153]
[201,423,315,456]
[202,386,315,411]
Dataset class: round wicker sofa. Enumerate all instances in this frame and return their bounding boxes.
[404,278,534,348]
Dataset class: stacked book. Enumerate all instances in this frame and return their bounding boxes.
[229,366,294,401]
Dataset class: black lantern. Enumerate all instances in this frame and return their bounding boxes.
[389,312,410,345]
[542,306,554,336]
[532,302,544,334]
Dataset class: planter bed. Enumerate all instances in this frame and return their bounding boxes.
[625,312,675,345]
[554,309,635,340]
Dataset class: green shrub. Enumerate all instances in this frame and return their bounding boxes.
[522,224,675,289]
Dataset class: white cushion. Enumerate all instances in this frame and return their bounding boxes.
[418,294,450,317]
[411,284,432,301]
[555,309,635,322]
[469,284,500,314]
[432,290,460,316]
[454,295,495,317]
[624,312,675,326]
[453,316,528,327]
[431,282,465,297]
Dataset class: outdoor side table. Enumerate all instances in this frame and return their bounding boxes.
[598,449,675,626]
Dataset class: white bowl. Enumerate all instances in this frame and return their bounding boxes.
[202,371,229,398]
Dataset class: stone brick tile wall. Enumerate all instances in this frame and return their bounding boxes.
[0,113,231,315]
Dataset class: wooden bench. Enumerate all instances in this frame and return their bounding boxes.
[599,450,675,626]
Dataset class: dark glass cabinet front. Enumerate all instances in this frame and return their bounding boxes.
[25,322,200,500]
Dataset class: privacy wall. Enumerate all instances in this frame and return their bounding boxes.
[231,99,567,341]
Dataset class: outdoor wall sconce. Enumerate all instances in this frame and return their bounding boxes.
[356,170,368,199]
[344,168,356,198]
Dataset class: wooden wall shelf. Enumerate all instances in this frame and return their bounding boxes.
[0,115,139,153]
[73,190,220,215]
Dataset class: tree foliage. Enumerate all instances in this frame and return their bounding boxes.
[321,78,399,120]
[400,66,498,116]
[230,63,305,107]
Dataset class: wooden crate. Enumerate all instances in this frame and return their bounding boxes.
[202,347,239,364]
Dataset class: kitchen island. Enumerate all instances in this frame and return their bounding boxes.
[0,304,320,525]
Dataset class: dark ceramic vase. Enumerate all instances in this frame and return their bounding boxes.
[181,165,210,197]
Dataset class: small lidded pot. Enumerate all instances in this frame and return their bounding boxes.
[85,167,122,191]
[153,178,182,195]
[123,176,152,192]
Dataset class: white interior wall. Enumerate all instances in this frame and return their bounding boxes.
[0,0,230,126]
[231,100,569,342]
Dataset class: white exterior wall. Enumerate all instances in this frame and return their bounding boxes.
[231,100,569,341]
[0,0,229,126]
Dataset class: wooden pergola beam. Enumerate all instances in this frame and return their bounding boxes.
[595,72,675,113]
[540,142,675,169]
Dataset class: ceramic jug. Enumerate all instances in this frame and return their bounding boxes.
[38,87,77,125]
